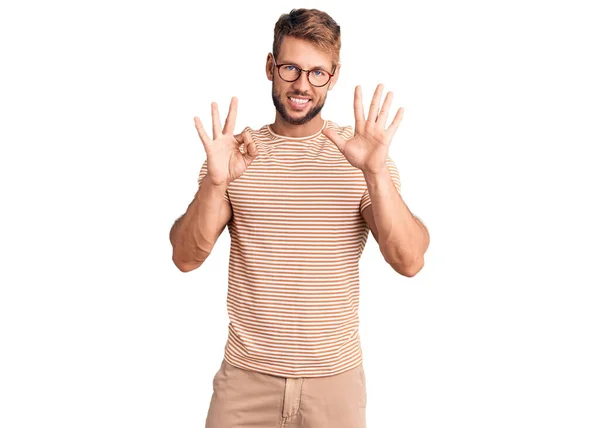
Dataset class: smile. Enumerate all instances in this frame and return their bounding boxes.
[288,96,312,110]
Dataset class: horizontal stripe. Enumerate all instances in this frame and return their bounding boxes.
[196,120,401,377]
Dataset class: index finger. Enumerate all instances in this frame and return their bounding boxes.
[354,85,365,131]
[223,97,238,135]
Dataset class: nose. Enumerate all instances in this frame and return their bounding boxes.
[291,70,311,93]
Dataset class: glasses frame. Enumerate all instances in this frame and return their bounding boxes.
[272,58,336,88]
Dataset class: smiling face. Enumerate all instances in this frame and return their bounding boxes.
[266,36,339,127]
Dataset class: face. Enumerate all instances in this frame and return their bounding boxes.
[266,36,339,125]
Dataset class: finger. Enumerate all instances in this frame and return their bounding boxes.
[233,132,243,146]
[354,85,365,132]
[367,83,384,122]
[242,131,258,162]
[211,102,223,139]
[378,91,394,127]
[322,127,346,154]
[385,107,404,139]
[194,116,211,150]
[223,97,238,135]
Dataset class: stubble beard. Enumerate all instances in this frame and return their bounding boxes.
[271,84,326,126]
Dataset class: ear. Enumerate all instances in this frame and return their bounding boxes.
[327,62,341,91]
[266,53,274,81]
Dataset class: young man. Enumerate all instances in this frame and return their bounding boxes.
[169,8,430,428]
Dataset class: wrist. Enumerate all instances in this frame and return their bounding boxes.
[200,176,229,196]
[362,165,389,183]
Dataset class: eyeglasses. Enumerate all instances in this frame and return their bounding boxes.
[273,59,335,87]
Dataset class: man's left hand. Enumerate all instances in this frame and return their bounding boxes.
[323,83,404,175]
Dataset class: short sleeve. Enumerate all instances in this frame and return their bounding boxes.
[198,158,230,202]
[359,156,401,213]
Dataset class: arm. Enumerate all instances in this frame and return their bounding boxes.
[171,97,257,272]
[322,83,429,277]
[361,167,429,277]
[169,177,232,273]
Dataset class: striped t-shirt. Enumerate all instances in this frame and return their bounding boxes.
[198,119,402,378]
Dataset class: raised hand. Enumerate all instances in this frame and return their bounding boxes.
[194,97,258,186]
[322,84,404,175]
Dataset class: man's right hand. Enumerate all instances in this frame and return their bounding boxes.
[194,97,258,187]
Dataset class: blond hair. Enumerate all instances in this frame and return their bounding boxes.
[273,8,341,69]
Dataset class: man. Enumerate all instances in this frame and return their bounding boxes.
[169,8,429,428]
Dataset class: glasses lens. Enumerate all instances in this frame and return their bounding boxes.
[308,70,331,87]
[279,65,300,82]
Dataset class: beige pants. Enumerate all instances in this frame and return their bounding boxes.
[205,359,367,428]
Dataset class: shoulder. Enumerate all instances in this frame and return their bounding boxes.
[241,124,274,142]
[241,124,262,135]
[324,120,354,140]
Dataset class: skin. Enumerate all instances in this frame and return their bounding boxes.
[175,34,429,276]
[322,84,430,276]
[266,36,340,138]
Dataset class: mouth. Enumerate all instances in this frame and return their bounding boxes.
[287,96,312,111]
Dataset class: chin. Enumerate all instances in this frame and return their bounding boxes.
[285,109,311,122]
[272,86,325,126]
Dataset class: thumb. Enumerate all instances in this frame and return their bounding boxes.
[322,127,346,154]
[242,131,258,161]
[233,132,244,146]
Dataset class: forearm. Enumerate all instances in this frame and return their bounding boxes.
[170,178,228,270]
[364,168,429,275]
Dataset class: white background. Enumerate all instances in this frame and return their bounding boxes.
[1,0,599,426]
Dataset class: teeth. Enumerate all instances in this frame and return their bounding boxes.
[290,97,309,104]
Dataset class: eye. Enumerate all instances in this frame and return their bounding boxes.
[312,70,325,77]
[284,65,298,71]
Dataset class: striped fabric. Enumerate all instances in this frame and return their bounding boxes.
[198,120,402,378]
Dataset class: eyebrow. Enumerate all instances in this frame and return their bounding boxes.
[278,60,328,70]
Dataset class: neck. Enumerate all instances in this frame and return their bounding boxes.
[270,114,325,138]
